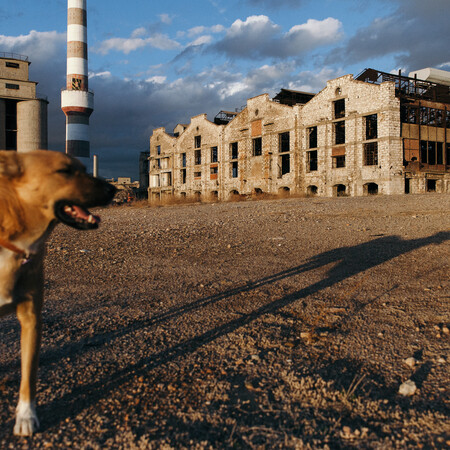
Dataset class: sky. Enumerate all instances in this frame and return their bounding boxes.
[1,0,449,180]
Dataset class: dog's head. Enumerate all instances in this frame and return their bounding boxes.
[0,150,116,231]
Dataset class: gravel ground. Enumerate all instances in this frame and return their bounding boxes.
[0,193,449,449]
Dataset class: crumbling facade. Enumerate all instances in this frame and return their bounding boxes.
[149,68,450,201]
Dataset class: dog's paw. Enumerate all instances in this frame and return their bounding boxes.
[14,400,39,436]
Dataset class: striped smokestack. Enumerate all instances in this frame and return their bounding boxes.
[61,0,93,157]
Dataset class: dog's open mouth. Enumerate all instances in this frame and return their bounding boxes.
[54,201,101,230]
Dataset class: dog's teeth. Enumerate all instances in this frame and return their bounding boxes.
[64,206,72,213]
[87,215,95,224]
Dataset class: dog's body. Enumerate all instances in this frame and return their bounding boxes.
[0,150,115,435]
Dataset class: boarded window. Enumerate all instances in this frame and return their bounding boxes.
[251,119,262,137]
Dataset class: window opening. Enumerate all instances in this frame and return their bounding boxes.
[210,146,218,163]
[332,155,346,168]
[230,142,238,160]
[279,132,290,153]
[194,135,201,148]
[335,121,345,145]
[280,154,290,176]
[231,161,238,178]
[365,114,378,140]
[194,149,201,165]
[364,142,378,166]
[308,126,317,149]
[253,137,262,156]
[307,150,318,171]
[334,99,345,119]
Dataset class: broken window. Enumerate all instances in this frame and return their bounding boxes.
[365,114,378,140]
[253,137,262,156]
[180,169,186,184]
[194,171,201,179]
[334,99,345,119]
[210,166,218,180]
[279,132,290,153]
[334,121,345,145]
[364,142,378,166]
[210,146,218,163]
[231,161,238,178]
[194,149,201,165]
[181,152,186,168]
[230,142,238,160]
[307,150,318,171]
[308,126,317,149]
[157,145,161,155]
[401,105,418,124]
[421,140,444,165]
[332,155,346,168]
[194,135,201,148]
[279,154,290,176]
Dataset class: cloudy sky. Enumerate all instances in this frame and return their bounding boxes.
[1,0,449,179]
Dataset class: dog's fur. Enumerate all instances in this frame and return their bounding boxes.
[0,150,115,436]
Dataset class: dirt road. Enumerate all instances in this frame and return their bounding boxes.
[1,193,449,448]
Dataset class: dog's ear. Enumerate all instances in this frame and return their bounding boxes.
[0,151,22,178]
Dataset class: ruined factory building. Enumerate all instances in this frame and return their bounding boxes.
[0,53,48,152]
[148,68,450,201]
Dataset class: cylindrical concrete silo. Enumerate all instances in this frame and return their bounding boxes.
[17,99,48,151]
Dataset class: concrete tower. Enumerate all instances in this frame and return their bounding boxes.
[61,0,93,157]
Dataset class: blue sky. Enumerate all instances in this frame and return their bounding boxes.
[1,0,449,179]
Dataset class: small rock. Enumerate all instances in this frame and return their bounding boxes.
[442,326,449,335]
[404,357,418,368]
[399,379,417,396]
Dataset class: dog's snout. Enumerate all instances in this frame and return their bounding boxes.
[105,182,117,198]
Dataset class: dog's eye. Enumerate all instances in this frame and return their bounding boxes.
[56,167,75,176]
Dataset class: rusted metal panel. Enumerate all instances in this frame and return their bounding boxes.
[332,146,346,156]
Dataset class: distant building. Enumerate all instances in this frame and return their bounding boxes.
[0,53,48,152]
[148,67,450,200]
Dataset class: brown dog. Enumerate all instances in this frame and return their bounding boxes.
[0,150,116,436]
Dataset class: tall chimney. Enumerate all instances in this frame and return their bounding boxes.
[61,0,93,157]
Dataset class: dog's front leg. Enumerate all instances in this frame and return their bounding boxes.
[13,299,42,436]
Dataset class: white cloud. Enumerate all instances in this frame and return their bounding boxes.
[159,13,173,25]
[0,30,65,63]
[146,75,167,84]
[213,15,342,59]
[189,35,213,46]
[95,33,180,55]
[187,24,225,37]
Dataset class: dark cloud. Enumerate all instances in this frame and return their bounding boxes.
[325,0,450,71]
